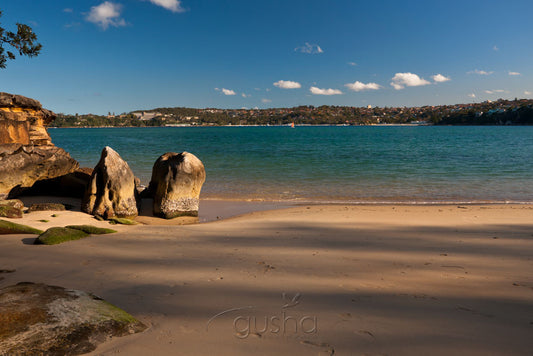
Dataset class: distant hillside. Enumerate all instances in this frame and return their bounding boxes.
[52,99,533,127]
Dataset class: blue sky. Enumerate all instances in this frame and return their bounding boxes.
[1,0,532,115]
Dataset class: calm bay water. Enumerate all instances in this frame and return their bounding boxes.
[49,126,533,203]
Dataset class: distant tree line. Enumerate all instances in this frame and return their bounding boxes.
[51,99,533,127]
[52,113,164,127]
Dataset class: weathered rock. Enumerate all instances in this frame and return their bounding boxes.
[0,219,43,235]
[0,199,24,218]
[0,144,79,199]
[0,92,53,146]
[0,282,147,355]
[82,147,138,219]
[148,152,206,219]
[0,93,80,198]
[28,202,67,212]
[35,227,90,245]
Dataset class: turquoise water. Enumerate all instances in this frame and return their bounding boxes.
[49,126,533,203]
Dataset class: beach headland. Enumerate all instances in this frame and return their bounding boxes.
[1,201,532,355]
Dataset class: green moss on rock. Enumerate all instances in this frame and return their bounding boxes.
[108,217,138,225]
[0,205,23,218]
[0,282,147,355]
[0,219,43,235]
[66,225,117,234]
[35,227,89,245]
[0,200,24,218]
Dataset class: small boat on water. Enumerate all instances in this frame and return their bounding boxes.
[290,122,295,128]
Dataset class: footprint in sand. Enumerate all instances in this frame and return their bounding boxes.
[0,269,15,282]
[300,340,335,356]
[357,330,375,339]
[338,312,352,321]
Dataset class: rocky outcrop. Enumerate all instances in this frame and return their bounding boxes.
[148,152,206,219]
[0,92,54,146]
[0,199,24,218]
[0,282,147,355]
[28,202,68,212]
[82,147,138,219]
[0,144,79,199]
[0,92,79,199]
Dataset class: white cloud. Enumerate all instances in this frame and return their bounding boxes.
[348,62,357,66]
[63,8,74,13]
[508,71,521,76]
[221,88,236,96]
[261,98,272,103]
[432,74,451,83]
[309,87,343,95]
[525,91,532,96]
[273,80,301,89]
[294,43,323,54]
[390,72,430,90]
[241,93,251,98]
[345,81,381,92]
[149,0,185,13]
[468,69,494,76]
[485,89,506,95]
[86,1,126,30]
[468,93,476,98]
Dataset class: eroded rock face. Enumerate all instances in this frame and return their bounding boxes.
[0,92,55,146]
[149,152,206,219]
[0,282,147,355]
[82,146,138,219]
[0,144,79,199]
[23,167,93,199]
[0,92,79,199]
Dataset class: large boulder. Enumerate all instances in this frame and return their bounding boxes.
[0,92,79,199]
[82,146,138,219]
[0,199,24,218]
[0,282,147,355]
[148,152,206,219]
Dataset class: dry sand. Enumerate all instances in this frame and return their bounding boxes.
[1,203,532,355]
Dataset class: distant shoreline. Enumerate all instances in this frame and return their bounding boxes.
[49,123,433,129]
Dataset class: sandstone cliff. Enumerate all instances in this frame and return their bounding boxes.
[0,92,79,199]
[0,92,55,146]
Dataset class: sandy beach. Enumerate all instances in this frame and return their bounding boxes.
[1,203,532,355]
